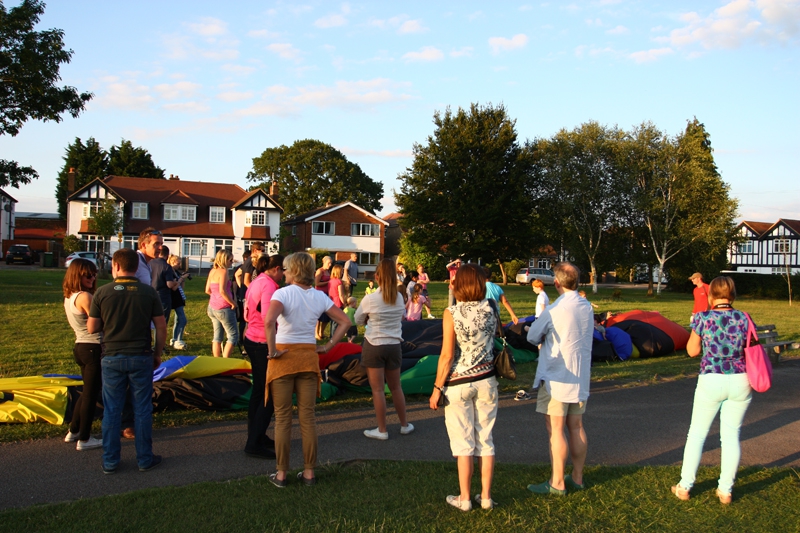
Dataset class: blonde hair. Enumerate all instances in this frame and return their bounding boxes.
[411,282,423,303]
[283,252,315,286]
[331,264,343,279]
[374,259,398,305]
[168,254,180,268]
[213,249,233,269]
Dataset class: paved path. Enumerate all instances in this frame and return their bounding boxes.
[2,359,798,511]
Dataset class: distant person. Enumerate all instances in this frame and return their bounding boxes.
[343,297,359,342]
[233,249,251,351]
[405,283,429,322]
[578,290,600,309]
[445,258,462,306]
[62,258,103,451]
[483,267,519,325]
[205,250,238,358]
[135,227,163,286]
[343,253,359,298]
[150,245,178,322]
[671,276,752,505]
[416,264,435,319]
[314,255,333,341]
[429,263,498,511]
[396,263,407,284]
[526,262,593,496]
[328,264,346,339]
[532,279,550,318]
[364,279,378,295]
[356,259,413,440]
[404,270,419,299]
[263,252,350,488]
[87,248,166,474]
[167,254,190,350]
[689,272,710,322]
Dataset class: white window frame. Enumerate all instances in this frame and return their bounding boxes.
[131,202,148,219]
[164,204,196,222]
[351,223,380,237]
[210,206,226,224]
[538,259,551,269]
[214,239,233,255]
[737,241,753,254]
[359,252,379,265]
[245,210,267,226]
[312,221,335,235]
[774,238,791,254]
[183,239,208,257]
[82,201,102,218]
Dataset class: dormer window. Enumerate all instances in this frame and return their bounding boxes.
[210,206,226,224]
[132,202,148,219]
[164,204,196,222]
[246,210,266,226]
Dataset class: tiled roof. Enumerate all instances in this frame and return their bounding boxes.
[781,219,800,234]
[741,221,772,236]
[281,202,386,226]
[160,189,198,205]
[231,188,283,212]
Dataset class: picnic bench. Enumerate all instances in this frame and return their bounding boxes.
[755,324,800,365]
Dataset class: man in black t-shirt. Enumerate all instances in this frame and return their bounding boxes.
[150,245,178,318]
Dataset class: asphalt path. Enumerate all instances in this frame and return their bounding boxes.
[2,359,798,511]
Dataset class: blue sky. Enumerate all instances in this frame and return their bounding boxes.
[2,0,798,222]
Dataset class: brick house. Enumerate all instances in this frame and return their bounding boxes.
[0,188,17,254]
[66,174,282,269]
[280,202,387,278]
[728,219,800,275]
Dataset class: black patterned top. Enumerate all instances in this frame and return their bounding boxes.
[445,299,496,386]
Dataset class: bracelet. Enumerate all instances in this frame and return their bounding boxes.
[434,385,445,393]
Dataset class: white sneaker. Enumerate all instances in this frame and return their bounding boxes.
[76,436,103,450]
[400,423,415,435]
[364,428,389,440]
[64,431,79,443]
[446,495,472,511]
[173,341,186,350]
[427,314,436,319]
[473,494,496,509]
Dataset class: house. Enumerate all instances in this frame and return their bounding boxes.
[280,202,387,278]
[0,189,17,253]
[728,219,800,275]
[11,212,65,255]
[66,175,282,269]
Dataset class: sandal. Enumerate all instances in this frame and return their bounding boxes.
[671,485,690,501]
[716,489,732,505]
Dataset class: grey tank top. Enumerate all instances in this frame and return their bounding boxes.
[64,292,102,344]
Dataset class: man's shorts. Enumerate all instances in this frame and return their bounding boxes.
[536,382,587,416]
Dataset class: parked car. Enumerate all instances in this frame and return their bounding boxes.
[515,267,555,285]
[5,244,34,265]
[65,251,100,269]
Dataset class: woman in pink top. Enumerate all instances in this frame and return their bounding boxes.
[242,254,284,457]
[205,249,238,358]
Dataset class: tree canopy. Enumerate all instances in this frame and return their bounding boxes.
[0,0,92,188]
[247,139,383,219]
[396,103,536,283]
[107,139,165,179]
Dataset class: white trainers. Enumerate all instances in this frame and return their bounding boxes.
[427,314,436,319]
[473,494,496,509]
[400,423,415,435]
[173,341,186,350]
[64,431,79,443]
[364,428,389,440]
[76,436,103,451]
[446,495,472,511]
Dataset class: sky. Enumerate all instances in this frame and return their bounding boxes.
[2,0,799,222]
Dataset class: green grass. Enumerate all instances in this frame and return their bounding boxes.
[1,461,798,532]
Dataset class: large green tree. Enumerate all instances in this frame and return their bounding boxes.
[396,103,536,283]
[0,0,92,188]
[87,198,122,272]
[107,139,165,179]
[54,137,108,218]
[247,139,383,219]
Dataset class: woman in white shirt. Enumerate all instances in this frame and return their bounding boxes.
[356,259,413,440]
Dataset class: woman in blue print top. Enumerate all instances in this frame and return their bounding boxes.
[671,276,752,505]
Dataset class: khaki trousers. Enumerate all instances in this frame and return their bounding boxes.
[270,371,318,471]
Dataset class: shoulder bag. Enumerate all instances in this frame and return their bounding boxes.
[488,300,516,380]
[744,312,772,393]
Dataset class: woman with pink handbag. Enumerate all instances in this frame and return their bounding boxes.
[671,276,753,505]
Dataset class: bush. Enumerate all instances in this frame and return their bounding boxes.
[725,272,799,299]
[62,234,83,254]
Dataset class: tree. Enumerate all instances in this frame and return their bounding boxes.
[534,122,630,293]
[396,103,537,284]
[54,137,108,218]
[107,139,165,179]
[62,233,82,254]
[0,0,92,188]
[87,198,122,272]
[398,234,448,282]
[247,139,383,219]
[625,119,737,294]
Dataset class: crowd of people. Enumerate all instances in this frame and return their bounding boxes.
[61,231,758,508]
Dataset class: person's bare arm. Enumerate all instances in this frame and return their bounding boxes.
[319,305,351,352]
[75,292,93,316]
[235,267,244,289]
[152,314,167,368]
[430,309,455,410]
[265,300,286,359]
[686,331,702,357]
[500,294,519,324]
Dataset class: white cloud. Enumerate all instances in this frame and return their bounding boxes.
[216,91,254,102]
[628,47,674,63]
[488,34,529,54]
[315,5,350,29]
[100,81,154,110]
[607,25,629,35]
[267,43,302,61]
[248,29,281,39]
[402,46,444,62]
[163,101,210,113]
[398,19,427,34]
[186,17,228,37]
[221,64,257,76]
[450,46,474,57]
[154,81,201,100]
[574,44,615,58]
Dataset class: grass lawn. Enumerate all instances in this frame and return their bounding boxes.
[1,269,798,444]
[0,461,798,532]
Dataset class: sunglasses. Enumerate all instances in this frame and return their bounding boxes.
[83,273,97,279]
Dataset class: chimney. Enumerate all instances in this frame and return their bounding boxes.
[169,174,179,180]
[270,180,279,199]
[67,168,76,195]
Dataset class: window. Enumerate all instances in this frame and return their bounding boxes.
[537,259,551,269]
[210,207,226,224]
[132,202,148,219]
[81,201,102,218]
[183,239,208,257]
[164,204,196,222]
[214,239,233,255]
[120,236,137,250]
[81,235,110,253]
[292,225,297,236]
[774,239,791,253]
[351,223,380,236]
[359,252,379,265]
[245,210,266,226]
[772,266,789,275]
[312,221,335,235]
[737,241,753,254]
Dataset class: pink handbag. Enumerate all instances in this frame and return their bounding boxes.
[744,313,772,393]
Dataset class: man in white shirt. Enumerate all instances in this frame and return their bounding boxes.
[526,262,593,496]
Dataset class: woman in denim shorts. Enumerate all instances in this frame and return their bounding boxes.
[429,263,498,511]
[205,249,238,357]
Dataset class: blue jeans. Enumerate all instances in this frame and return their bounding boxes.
[101,355,156,469]
[171,305,187,344]
[679,373,752,494]
[207,306,238,345]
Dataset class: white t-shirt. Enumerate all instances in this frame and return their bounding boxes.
[535,291,550,317]
[272,284,334,344]
[355,289,405,345]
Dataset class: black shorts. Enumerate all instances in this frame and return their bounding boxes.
[360,339,402,370]
[346,325,358,337]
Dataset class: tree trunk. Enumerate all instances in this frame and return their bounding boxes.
[655,259,666,295]
[497,260,507,285]
[647,264,653,297]
[590,261,598,293]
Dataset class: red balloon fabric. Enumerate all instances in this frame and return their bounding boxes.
[606,310,689,350]
[318,342,362,369]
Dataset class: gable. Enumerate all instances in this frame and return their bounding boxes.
[232,190,281,211]
[68,178,122,202]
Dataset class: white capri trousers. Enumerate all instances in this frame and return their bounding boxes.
[444,376,499,457]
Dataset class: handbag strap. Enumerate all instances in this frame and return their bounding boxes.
[487,299,507,342]
[743,312,759,348]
